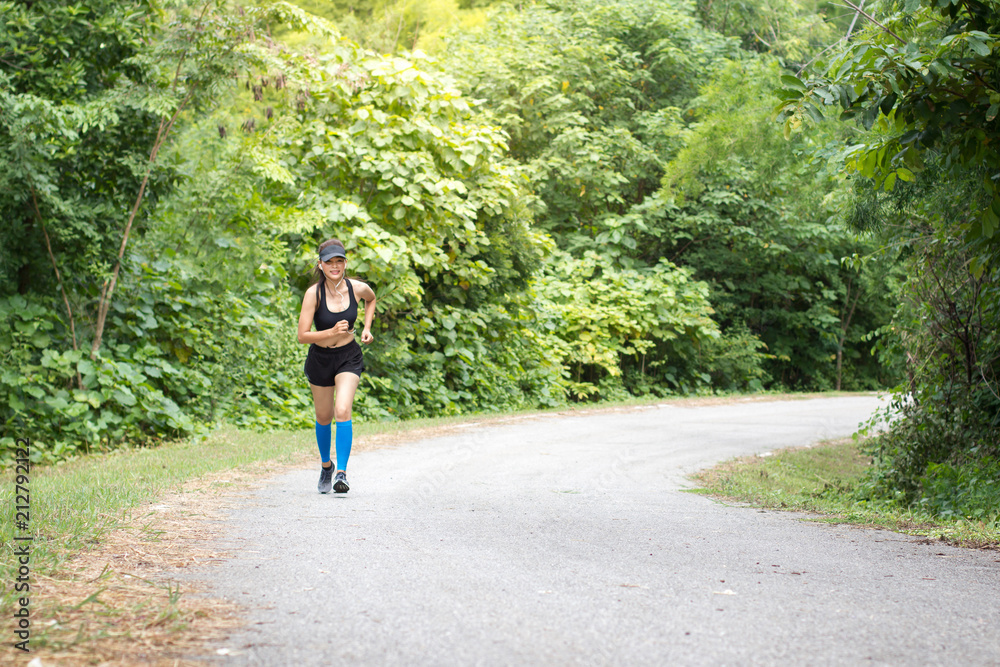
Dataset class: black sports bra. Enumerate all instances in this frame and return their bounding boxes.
[314,279,358,332]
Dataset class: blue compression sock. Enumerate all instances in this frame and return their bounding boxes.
[315,421,332,464]
[335,419,353,471]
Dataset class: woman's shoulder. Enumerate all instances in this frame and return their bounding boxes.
[302,282,322,304]
[348,278,374,296]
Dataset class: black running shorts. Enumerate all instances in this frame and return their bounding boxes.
[304,341,365,387]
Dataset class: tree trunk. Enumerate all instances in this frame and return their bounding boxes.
[89,90,193,359]
[31,185,83,389]
[836,274,860,392]
[835,347,843,392]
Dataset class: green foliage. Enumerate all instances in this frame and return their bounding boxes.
[0,255,314,466]
[0,293,194,465]
[443,0,739,249]
[773,0,1000,512]
[774,0,1000,241]
[113,256,311,428]
[0,0,340,461]
[694,0,843,60]
[697,323,772,392]
[0,0,166,296]
[532,251,720,398]
[440,1,899,393]
[277,49,541,303]
[891,197,1000,415]
[0,0,336,356]
[858,399,999,518]
[136,46,562,426]
[281,0,497,54]
[360,301,567,418]
[853,178,1000,490]
[267,48,567,416]
[659,59,900,388]
[917,458,1000,526]
[435,0,818,392]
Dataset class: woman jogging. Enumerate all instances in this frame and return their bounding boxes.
[297,238,376,494]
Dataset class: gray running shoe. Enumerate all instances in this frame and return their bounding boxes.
[318,466,333,494]
[333,471,350,494]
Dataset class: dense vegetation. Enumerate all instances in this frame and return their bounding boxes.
[775,0,999,506]
[2,0,996,519]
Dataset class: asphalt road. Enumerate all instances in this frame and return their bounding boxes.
[190,396,1000,666]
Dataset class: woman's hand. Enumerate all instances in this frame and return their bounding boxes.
[329,320,352,337]
[361,327,374,344]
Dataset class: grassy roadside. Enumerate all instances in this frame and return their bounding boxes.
[690,437,1000,549]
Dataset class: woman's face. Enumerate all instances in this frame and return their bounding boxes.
[321,257,346,281]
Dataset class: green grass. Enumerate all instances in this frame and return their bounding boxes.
[690,438,1000,549]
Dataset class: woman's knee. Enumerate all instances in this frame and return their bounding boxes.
[334,404,353,422]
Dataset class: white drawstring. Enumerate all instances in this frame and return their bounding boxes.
[331,276,355,335]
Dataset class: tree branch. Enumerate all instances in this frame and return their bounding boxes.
[91,86,196,358]
[845,0,865,40]
[750,28,772,48]
[30,184,83,390]
[838,0,906,45]
[950,63,1000,95]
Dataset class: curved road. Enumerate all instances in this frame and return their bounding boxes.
[191,396,1000,665]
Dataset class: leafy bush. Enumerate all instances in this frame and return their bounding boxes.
[773,0,1000,520]
[119,256,312,431]
[0,294,195,465]
[917,459,1000,527]
[857,397,1000,506]
[362,301,567,419]
[698,324,771,393]
[532,250,722,399]
[0,255,315,466]
[849,167,1000,509]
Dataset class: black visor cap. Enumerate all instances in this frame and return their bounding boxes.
[319,246,347,262]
